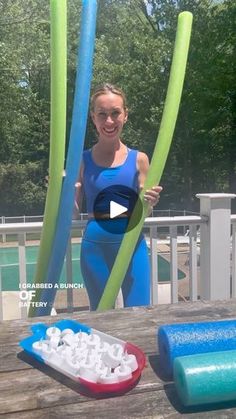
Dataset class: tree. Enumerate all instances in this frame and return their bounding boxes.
[0,0,235,215]
[0,0,50,215]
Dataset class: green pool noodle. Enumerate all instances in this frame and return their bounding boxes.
[174,350,236,406]
[97,11,193,311]
[28,0,67,316]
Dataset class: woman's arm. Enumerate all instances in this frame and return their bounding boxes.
[137,151,162,212]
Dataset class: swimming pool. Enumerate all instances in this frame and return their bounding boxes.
[0,243,185,291]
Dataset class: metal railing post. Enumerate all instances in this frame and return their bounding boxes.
[0,268,3,321]
[197,193,236,300]
[231,220,236,297]
[65,236,73,313]
[189,224,198,301]
[2,216,6,243]
[18,232,28,318]
[170,226,178,303]
[150,226,158,305]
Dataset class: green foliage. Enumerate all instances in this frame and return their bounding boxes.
[0,0,235,215]
[0,162,46,215]
[0,0,50,214]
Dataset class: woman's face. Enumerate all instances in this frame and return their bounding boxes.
[91,92,128,143]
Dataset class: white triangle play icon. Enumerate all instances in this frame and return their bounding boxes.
[110,201,128,219]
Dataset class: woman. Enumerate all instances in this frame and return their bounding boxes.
[75,83,162,310]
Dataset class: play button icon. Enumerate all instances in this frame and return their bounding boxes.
[110,201,128,219]
[93,184,143,234]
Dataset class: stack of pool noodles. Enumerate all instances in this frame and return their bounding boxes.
[157,319,236,406]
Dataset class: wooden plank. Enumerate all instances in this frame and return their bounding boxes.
[0,390,174,419]
[2,300,236,345]
[1,300,236,374]
[0,352,167,414]
[2,386,236,419]
[2,300,236,417]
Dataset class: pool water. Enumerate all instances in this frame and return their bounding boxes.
[0,244,185,291]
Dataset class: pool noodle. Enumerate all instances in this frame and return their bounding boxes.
[97,11,193,311]
[174,350,236,406]
[158,319,236,378]
[28,0,67,317]
[31,0,97,316]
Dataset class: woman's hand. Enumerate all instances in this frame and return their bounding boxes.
[137,153,163,209]
[144,185,163,208]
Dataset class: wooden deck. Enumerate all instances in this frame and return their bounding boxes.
[1,299,236,418]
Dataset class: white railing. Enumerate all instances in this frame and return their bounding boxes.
[0,214,89,242]
[0,193,235,320]
[144,215,204,305]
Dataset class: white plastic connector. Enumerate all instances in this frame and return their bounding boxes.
[32,325,140,388]
[96,340,110,354]
[49,335,60,349]
[46,326,61,339]
[61,328,74,337]
[86,333,101,348]
[74,340,87,352]
[47,351,63,368]
[87,347,101,363]
[56,344,66,356]
[80,353,96,370]
[41,343,55,359]
[99,369,119,384]
[32,340,48,354]
[122,352,139,372]
[94,360,108,377]
[65,356,81,375]
[74,348,89,362]
[61,333,76,347]
[114,362,132,382]
[102,343,124,368]
[74,331,89,343]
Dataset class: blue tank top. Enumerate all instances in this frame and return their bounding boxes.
[83,148,139,213]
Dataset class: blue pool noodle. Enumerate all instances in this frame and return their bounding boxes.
[35,0,97,316]
[158,319,236,378]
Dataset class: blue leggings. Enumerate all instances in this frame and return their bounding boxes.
[80,219,150,310]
